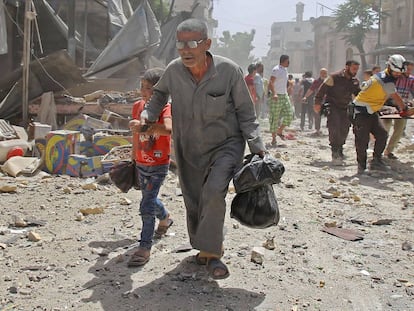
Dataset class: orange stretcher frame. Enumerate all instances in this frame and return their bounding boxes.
[380,114,414,119]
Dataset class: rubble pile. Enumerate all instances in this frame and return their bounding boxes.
[0,94,137,179]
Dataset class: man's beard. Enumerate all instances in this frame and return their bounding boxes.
[346,69,356,77]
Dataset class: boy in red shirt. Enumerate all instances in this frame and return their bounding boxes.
[245,63,258,103]
[128,68,173,266]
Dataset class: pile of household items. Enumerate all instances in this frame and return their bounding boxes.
[0,105,135,178]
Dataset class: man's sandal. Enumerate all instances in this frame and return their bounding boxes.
[194,249,225,266]
[206,258,230,280]
[195,253,208,265]
[127,247,150,267]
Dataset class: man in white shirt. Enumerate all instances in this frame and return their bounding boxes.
[268,55,294,146]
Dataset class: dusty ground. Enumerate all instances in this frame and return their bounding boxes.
[0,117,413,311]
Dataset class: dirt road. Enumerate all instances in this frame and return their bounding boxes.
[1,118,413,311]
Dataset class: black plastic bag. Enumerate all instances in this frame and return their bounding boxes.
[109,161,140,193]
[347,102,356,124]
[320,102,330,116]
[233,153,285,193]
[230,184,280,229]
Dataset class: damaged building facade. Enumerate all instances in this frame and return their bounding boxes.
[264,1,414,76]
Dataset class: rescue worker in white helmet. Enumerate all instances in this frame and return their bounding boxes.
[350,54,407,174]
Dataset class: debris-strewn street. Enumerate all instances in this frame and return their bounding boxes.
[1,118,413,311]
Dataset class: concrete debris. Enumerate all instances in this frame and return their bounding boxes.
[371,219,393,226]
[350,177,360,186]
[12,216,27,228]
[75,212,85,221]
[262,237,275,250]
[120,197,132,205]
[401,241,412,251]
[27,231,41,242]
[251,247,265,265]
[84,90,104,102]
[79,207,104,215]
[81,183,98,191]
[321,192,334,199]
[0,185,17,193]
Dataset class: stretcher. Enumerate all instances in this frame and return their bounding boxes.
[380,114,414,119]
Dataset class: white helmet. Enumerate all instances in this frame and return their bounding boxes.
[387,54,406,72]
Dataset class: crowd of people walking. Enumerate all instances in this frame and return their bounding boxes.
[247,54,413,173]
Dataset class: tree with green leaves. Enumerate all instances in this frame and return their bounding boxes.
[131,0,173,25]
[213,30,256,71]
[335,0,381,70]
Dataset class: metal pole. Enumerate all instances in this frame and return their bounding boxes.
[22,0,32,127]
[82,0,88,69]
[67,0,76,61]
[31,0,43,55]
[376,0,382,64]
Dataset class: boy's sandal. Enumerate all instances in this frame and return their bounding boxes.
[127,248,150,267]
[277,133,286,140]
[285,133,296,140]
[154,217,174,238]
[386,153,398,160]
[206,258,230,280]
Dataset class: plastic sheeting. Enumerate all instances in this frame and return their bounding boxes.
[108,0,133,38]
[38,92,57,130]
[153,14,188,64]
[0,1,8,55]
[40,0,100,59]
[85,0,160,77]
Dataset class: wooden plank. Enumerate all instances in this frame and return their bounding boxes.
[29,102,133,117]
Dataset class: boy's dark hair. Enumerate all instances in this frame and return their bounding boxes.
[247,63,256,74]
[371,65,381,72]
[346,60,360,66]
[280,54,289,64]
[304,71,312,78]
[143,68,165,86]
[288,74,293,79]
[364,69,373,76]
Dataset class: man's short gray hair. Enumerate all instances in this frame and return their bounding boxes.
[176,18,208,39]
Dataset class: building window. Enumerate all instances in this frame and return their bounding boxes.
[272,39,281,48]
[289,41,301,49]
[273,26,282,34]
[294,27,301,32]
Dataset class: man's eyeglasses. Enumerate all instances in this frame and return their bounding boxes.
[176,39,205,49]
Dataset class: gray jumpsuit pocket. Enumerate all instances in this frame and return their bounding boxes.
[205,94,227,118]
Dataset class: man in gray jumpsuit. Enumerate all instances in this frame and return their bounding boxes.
[141,18,266,279]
